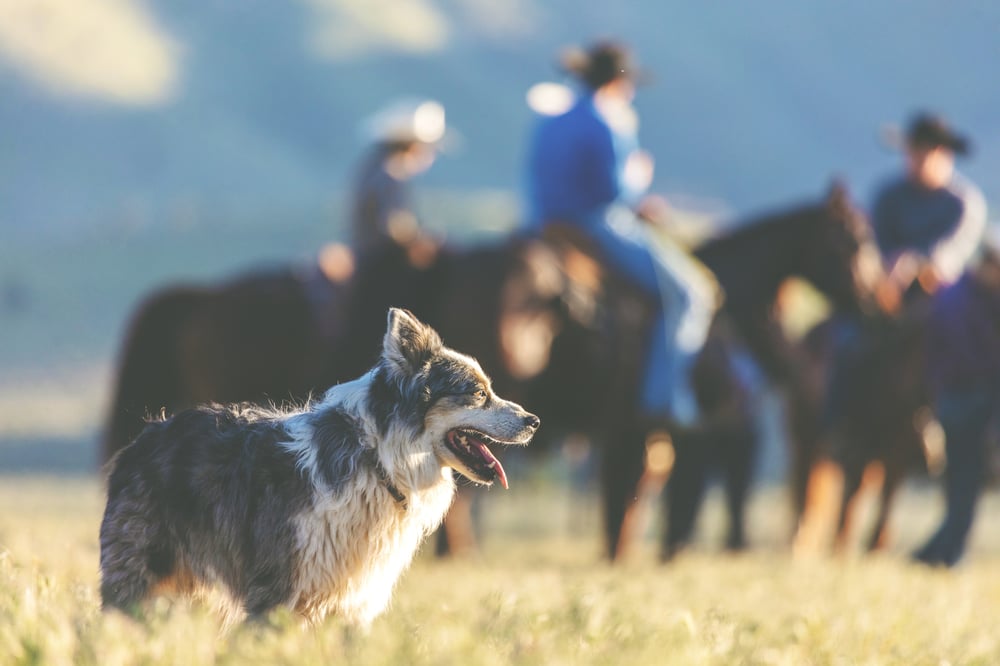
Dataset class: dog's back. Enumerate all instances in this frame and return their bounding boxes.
[100,404,311,616]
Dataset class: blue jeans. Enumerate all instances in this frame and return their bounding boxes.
[580,207,716,426]
[914,383,999,567]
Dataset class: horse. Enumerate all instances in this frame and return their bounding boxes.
[691,180,879,501]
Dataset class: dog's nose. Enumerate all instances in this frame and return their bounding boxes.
[524,413,541,430]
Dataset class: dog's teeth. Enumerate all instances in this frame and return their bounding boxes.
[487,461,495,469]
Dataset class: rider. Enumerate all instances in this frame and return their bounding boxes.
[872,112,987,304]
[524,40,720,429]
[311,99,448,350]
[349,98,446,270]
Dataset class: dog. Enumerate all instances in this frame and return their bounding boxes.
[99,307,539,626]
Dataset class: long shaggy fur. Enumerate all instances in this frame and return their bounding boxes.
[100,308,539,626]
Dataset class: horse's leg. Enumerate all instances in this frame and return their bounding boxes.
[435,483,479,558]
[661,429,708,560]
[833,459,882,554]
[433,523,449,557]
[601,425,649,561]
[723,427,756,552]
[786,387,820,525]
[866,460,902,552]
[792,454,844,556]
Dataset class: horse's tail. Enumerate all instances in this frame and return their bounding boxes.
[101,285,205,467]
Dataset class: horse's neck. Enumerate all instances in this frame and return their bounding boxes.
[698,211,810,309]
[430,241,522,367]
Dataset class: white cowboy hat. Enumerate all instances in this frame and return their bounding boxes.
[362,98,447,145]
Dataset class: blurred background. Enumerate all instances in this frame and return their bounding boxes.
[1,0,997,476]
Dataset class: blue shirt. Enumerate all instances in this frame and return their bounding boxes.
[872,174,986,283]
[525,95,642,228]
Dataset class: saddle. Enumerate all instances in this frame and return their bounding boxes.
[538,222,657,330]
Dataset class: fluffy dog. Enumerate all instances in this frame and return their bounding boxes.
[99,308,539,626]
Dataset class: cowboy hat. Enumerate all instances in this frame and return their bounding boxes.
[881,111,971,155]
[558,40,652,89]
[362,98,447,145]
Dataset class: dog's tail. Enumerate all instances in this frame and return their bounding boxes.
[102,285,206,468]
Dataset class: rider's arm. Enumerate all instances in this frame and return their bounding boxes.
[927,182,987,285]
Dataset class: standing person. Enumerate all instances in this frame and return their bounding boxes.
[913,228,1000,567]
[873,112,987,303]
[350,98,446,269]
[525,40,720,429]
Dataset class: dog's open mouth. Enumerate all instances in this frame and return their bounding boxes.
[445,429,511,489]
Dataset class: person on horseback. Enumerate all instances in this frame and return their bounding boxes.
[524,40,720,429]
[349,98,447,270]
[914,225,1000,567]
[309,99,449,353]
[873,112,987,304]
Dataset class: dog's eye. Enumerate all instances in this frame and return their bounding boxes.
[474,389,487,400]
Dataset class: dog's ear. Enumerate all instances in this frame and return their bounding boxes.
[383,308,442,373]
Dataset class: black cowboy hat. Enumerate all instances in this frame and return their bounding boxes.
[904,112,971,155]
[559,40,652,90]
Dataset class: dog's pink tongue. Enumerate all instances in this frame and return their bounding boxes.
[473,441,508,489]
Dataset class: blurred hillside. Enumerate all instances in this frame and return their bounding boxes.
[1,0,998,237]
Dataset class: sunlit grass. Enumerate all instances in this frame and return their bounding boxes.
[3,476,1000,665]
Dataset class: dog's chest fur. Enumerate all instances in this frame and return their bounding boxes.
[290,472,454,624]
[281,385,457,626]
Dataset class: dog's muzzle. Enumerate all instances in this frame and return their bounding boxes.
[445,415,539,489]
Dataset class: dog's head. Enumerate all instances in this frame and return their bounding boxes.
[374,308,540,488]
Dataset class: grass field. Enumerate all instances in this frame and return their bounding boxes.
[3,473,1000,666]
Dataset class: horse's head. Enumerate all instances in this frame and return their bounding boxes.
[497,233,634,434]
[797,180,883,316]
[497,240,567,381]
[498,234,618,373]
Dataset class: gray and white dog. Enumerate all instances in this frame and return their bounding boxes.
[99,308,539,626]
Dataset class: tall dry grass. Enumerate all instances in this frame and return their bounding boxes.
[2,476,1000,665]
